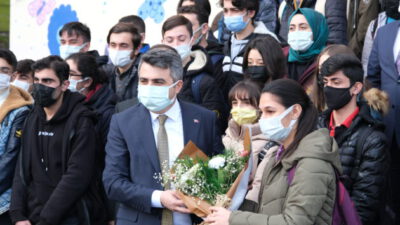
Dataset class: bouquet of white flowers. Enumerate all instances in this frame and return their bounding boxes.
[156,129,253,219]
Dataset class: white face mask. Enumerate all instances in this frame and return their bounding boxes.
[138,81,179,112]
[259,105,297,142]
[108,49,133,68]
[11,79,31,92]
[288,31,314,51]
[0,73,11,91]
[68,77,90,93]
[174,44,192,60]
[59,43,87,59]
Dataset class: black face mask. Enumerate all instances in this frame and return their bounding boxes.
[323,86,353,110]
[246,66,269,83]
[32,83,58,107]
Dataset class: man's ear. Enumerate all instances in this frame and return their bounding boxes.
[131,46,141,59]
[174,80,184,94]
[248,10,256,19]
[61,79,70,91]
[82,42,91,52]
[352,82,364,95]
[11,72,17,82]
[141,33,146,43]
[202,23,209,35]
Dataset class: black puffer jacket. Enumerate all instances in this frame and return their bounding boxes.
[317,101,389,225]
[278,0,347,44]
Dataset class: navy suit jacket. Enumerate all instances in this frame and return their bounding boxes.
[103,101,223,225]
[367,20,400,146]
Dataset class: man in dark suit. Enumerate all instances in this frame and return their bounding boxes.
[103,47,223,225]
[367,20,400,224]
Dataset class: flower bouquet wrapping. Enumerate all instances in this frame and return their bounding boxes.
[157,129,253,221]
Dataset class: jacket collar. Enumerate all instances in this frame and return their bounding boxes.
[0,86,32,123]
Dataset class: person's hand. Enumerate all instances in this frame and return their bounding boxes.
[108,220,115,225]
[204,207,231,225]
[16,221,32,225]
[160,190,191,214]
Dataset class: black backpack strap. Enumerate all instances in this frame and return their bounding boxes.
[371,18,379,38]
[258,141,279,165]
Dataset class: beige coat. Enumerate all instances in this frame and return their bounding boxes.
[223,119,268,180]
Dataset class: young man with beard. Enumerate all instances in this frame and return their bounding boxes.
[9,56,107,225]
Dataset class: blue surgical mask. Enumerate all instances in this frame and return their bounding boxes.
[175,44,192,60]
[259,105,297,142]
[288,31,314,52]
[138,81,179,112]
[108,49,133,67]
[11,79,31,92]
[0,73,10,91]
[224,13,250,33]
[68,77,90,93]
[59,43,87,59]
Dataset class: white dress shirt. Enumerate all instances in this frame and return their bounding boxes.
[149,100,191,225]
[393,25,400,61]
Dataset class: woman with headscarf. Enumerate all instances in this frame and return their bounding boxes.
[286,8,328,94]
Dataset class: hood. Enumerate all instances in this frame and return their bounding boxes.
[206,39,224,55]
[186,47,213,75]
[253,22,280,42]
[0,86,33,122]
[87,85,118,113]
[363,88,389,116]
[39,91,94,124]
[281,128,342,172]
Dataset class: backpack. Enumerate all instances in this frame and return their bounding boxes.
[287,165,363,225]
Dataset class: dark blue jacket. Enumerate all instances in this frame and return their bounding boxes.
[103,101,223,225]
[367,21,400,147]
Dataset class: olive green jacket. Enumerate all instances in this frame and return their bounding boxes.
[230,128,342,225]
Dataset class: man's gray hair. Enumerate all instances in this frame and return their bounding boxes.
[138,47,183,82]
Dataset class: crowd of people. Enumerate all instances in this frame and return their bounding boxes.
[0,0,399,224]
